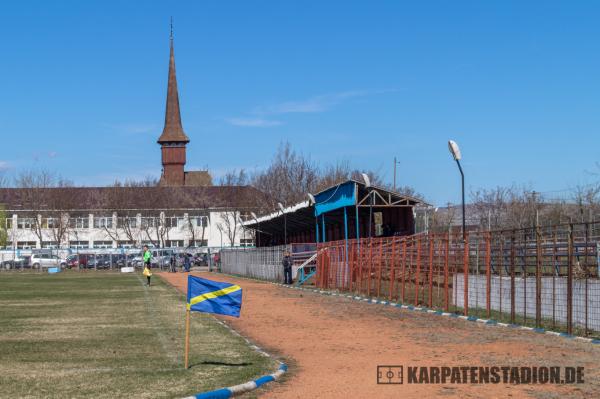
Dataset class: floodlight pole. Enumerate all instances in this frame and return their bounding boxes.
[456,159,466,242]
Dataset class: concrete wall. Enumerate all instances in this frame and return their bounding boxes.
[453,273,600,331]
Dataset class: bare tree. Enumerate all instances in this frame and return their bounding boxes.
[249,142,424,213]
[13,170,75,247]
[113,176,159,187]
[251,142,320,206]
[0,205,8,248]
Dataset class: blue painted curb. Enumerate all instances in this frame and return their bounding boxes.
[187,363,288,399]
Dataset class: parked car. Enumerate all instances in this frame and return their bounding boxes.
[2,255,31,270]
[115,254,134,267]
[132,249,174,268]
[30,253,65,269]
[65,254,79,269]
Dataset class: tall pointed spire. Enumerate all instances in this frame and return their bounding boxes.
[158,19,189,144]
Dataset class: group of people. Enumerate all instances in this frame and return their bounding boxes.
[168,253,192,273]
[141,246,192,286]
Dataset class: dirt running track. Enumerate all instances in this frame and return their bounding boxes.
[160,272,600,399]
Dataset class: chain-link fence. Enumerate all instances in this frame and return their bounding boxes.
[316,222,600,338]
[220,243,317,282]
[0,246,223,272]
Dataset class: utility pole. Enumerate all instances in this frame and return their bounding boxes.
[531,191,540,228]
[393,157,401,191]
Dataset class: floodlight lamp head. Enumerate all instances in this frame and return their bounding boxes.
[448,140,462,161]
[277,202,285,212]
[361,173,371,188]
[307,193,315,205]
[250,212,258,220]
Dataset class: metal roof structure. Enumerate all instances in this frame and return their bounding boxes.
[243,179,427,245]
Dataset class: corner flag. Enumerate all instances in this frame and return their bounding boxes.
[186,275,242,317]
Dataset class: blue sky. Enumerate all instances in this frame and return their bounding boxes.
[1,1,599,205]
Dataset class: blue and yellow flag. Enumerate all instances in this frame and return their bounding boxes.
[186,276,242,317]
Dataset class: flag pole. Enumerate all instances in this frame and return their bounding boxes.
[184,308,191,369]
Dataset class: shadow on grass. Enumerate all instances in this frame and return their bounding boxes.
[191,361,253,368]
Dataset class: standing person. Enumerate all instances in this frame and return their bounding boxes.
[169,253,177,273]
[282,251,292,285]
[183,253,191,272]
[142,246,153,286]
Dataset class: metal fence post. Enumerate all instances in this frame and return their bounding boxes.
[415,238,421,306]
[463,232,469,316]
[377,239,383,298]
[486,231,491,319]
[429,235,434,308]
[510,231,516,324]
[535,225,542,328]
[567,224,573,335]
[401,239,407,303]
[444,234,449,312]
[390,238,396,301]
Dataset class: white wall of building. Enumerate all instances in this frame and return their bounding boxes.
[2,210,254,250]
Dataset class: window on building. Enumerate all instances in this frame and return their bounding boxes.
[239,212,252,222]
[69,241,89,249]
[141,240,156,248]
[165,240,184,247]
[17,241,37,249]
[190,216,209,228]
[69,217,89,229]
[190,239,208,247]
[4,218,13,229]
[17,218,35,229]
[93,241,113,249]
[239,238,254,247]
[165,217,184,229]
[117,240,136,248]
[141,217,158,228]
[41,218,59,229]
[117,217,137,229]
[41,241,59,249]
[93,217,113,229]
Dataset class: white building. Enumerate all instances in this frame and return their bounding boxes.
[0,186,258,250]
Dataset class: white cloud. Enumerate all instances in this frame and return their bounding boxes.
[254,89,397,115]
[0,161,10,171]
[226,118,282,127]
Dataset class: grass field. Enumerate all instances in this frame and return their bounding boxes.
[0,271,276,398]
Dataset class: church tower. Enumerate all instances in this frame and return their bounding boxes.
[158,26,189,186]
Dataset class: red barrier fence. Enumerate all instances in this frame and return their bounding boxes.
[316,222,600,337]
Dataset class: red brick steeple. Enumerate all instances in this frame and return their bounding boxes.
[158,25,189,186]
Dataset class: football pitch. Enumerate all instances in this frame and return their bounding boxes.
[0,272,275,398]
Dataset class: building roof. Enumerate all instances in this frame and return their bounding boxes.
[157,37,190,144]
[0,186,265,212]
[184,171,212,186]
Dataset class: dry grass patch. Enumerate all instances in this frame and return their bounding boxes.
[0,271,275,398]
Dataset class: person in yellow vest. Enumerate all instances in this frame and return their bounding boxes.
[142,246,153,286]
